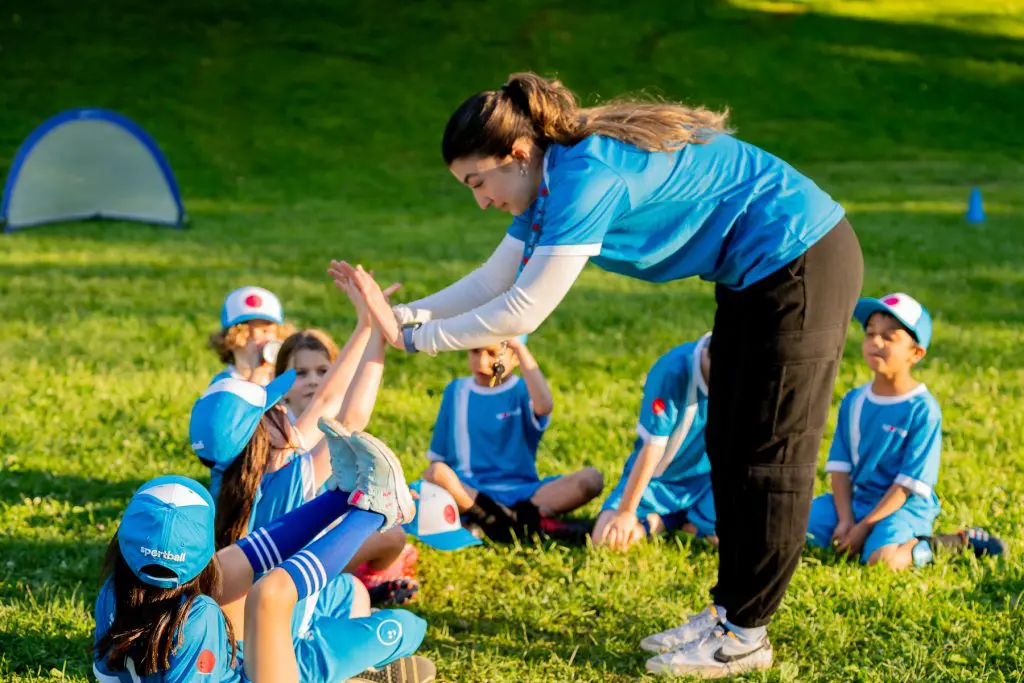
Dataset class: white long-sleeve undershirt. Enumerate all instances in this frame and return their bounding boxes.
[391,234,524,325]
[394,238,590,354]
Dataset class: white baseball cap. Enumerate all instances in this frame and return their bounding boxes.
[221,286,284,328]
[402,480,482,551]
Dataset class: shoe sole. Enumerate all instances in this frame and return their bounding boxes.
[646,652,773,679]
[348,655,437,683]
[351,430,416,526]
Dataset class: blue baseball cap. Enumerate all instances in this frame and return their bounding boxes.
[118,475,216,589]
[221,286,284,328]
[189,370,296,474]
[402,480,482,551]
[854,292,933,349]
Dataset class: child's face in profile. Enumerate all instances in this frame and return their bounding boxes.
[862,312,925,376]
[468,343,520,386]
[286,348,332,416]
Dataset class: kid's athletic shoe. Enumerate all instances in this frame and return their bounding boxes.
[964,527,1006,558]
[349,430,416,531]
[349,655,437,683]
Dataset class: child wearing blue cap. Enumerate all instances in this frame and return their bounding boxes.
[192,279,416,612]
[208,286,297,387]
[421,336,604,542]
[93,430,434,682]
[593,334,717,553]
[806,292,1004,569]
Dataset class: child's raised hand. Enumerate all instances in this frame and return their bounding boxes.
[328,261,402,349]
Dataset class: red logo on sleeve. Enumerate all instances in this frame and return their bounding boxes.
[197,649,216,674]
[652,398,666,415]
[244,294,263,308]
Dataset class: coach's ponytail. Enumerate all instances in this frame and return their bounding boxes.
[442,71,731,164]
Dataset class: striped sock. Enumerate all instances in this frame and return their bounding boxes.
[237,488,352,576]
[281,509,384,599]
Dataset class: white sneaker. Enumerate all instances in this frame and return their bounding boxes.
[645,625,773,679]
[319,417,358,493]
[640,605,725,654]
[348,430,416,531]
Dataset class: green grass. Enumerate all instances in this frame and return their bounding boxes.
[2,0,1023,680]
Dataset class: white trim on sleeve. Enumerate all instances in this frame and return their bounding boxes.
[533,244,602,257]
[825,460,853,474]
[895,474,933,498]
[636,423,669,446]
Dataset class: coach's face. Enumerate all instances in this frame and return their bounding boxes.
[449,139,543,217]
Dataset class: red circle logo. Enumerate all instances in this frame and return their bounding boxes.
[196,649,216,674]
[244,294,263,308]
[882,296,900,306]
[652,398,666,415]
[443,503,457,525]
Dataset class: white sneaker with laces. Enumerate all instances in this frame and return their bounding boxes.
[640,605,726,654]
[645,624,773,679]
[348,430,416,531]
[319,417,358,493]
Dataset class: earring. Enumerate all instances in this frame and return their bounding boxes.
[520,164,527,177]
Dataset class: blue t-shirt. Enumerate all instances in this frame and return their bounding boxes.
[627,335,712,485]
[825,383,942,512]
[93,578,241,683]
[428,375,549,494]
[508,134,845,289]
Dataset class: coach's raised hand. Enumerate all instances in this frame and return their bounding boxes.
[328,261,404,350]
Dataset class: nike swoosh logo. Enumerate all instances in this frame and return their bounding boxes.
[713,642,764,664]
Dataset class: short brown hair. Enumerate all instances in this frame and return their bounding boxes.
[208,321,297,364]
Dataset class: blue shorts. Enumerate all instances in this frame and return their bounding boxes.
[601,471,717,537]
[291,573,357,637]
[295,609,427,682]
[471,474,562,508]
[806,492,939,563]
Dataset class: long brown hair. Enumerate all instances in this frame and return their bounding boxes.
[96,534,235,675]
[442,72,731,164]
[214,410,296,549]
[274,328,340,378]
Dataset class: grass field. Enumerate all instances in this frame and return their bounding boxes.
[2,0,1024,680]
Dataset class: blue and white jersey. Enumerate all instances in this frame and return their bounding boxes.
[428,375,549,494]
[93,578,241,683]
[210,365,243,385]
[627,335,712,485]
[825,383,942,511]
[508,134,844,289]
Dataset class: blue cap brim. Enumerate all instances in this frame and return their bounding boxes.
[265,369,296,408]
[410,527,483,551]
[223,312,284,328]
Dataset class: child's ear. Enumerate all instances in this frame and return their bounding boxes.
[909,345,927,365]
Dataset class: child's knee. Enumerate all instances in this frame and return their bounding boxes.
[422,461,451,484]
[578,467,604,499]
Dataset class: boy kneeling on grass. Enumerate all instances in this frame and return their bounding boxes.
[807,292,1004,569]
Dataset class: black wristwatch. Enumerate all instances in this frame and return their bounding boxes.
[401,323,421,353]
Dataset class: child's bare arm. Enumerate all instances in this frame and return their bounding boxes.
[507,338,553,417]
